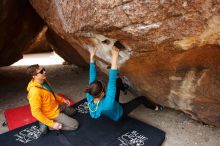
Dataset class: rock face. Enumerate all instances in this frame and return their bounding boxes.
[0,0,45,66]
[29,0,220,126]
[23,26,52,54]
[46,28,88,68]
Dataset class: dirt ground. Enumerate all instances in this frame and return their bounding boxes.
[0,65,219,146]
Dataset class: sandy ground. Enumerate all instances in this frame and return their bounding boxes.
[0,65,219,146]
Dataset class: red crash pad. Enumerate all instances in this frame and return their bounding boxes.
[4,93,74,130]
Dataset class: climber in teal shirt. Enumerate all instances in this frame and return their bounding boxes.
[85,42,161,121]
[85,46,123,121]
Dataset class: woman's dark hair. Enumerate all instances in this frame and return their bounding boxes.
[85,80,105,97]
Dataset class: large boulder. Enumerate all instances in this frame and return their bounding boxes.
[30,0,220,126]
[0,0,45,66]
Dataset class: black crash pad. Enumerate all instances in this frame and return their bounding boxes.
[0,99,165,146]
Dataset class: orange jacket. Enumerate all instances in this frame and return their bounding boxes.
[27,79,64,127]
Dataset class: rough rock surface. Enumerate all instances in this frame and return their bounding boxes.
[23,0,220,126]
[0,0,45,66]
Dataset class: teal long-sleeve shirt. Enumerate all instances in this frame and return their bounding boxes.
[86,62,123,121]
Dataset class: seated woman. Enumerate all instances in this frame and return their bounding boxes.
[85,43,161,121]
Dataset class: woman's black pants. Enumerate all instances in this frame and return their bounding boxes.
[115,77,157,116]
